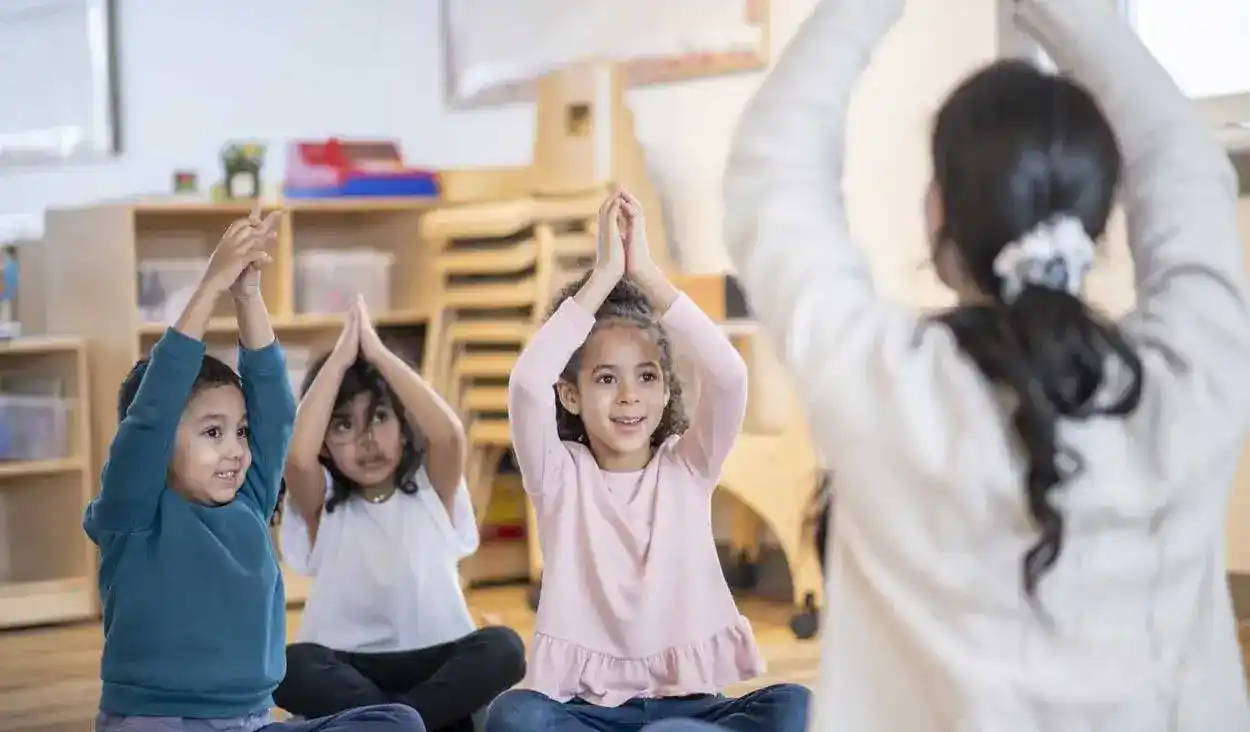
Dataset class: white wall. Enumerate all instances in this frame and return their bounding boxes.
[0,0,1005,553]
[0,0,1005,281]
[0,0,531,239]
[1131,0,1250,100]
[0,0,777,271]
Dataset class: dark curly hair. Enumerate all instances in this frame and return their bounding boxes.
[551,271,689,448]
[272,352,425,523]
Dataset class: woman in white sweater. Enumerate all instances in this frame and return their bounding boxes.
[725,0,1250,730]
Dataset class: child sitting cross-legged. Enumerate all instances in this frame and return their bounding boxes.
[483,189,811,732]
[273,296,526,731]
[87,205,424,732]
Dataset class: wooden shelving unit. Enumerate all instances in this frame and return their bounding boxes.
[14,59,828,622]
[28,198,443,606]
[0,336,94,628]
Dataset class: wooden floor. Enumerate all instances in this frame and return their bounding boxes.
[6,587,1248,732]
[0,588,819,732]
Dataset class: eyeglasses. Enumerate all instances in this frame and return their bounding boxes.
[325,421,380,447]
[325,405,396,446]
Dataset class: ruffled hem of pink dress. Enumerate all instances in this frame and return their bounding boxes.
[522,614,767,707]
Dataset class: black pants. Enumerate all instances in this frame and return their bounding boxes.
[275,626,527,732]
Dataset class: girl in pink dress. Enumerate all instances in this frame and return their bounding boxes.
[483,190,809,732]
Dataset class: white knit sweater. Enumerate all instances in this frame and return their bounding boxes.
[724,0,1250,729]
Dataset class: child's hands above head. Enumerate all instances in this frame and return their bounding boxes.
[617,188,655,279]
[229,203,281,301]
[595,190,627,281]
[326,299,362,372]
[616,187,679,310]
[572,190,633,313]
[203,203,278,297]
[354,295,387,363]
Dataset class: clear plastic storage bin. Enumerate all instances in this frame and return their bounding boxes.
[284,346,314,397]
[138,258,210,324]
[207,342,310,397]
[0,395,71,461]
[208,346,312,399]
[294,250,393,315]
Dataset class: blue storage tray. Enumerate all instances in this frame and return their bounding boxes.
[284,175,439,199]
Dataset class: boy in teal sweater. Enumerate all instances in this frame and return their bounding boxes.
[86,207,424,732]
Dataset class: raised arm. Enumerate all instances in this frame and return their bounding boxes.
[723,0,924,449]
[508,287,601,497]
[632,267,748,477]
[84,330,205,537]
[357,297,468,515]
[236,337,296,520]
[664,294,749,477]
[230,210,293,518]
[617,189,748,476]
[284,309,360,543]
[509,195,626,497]
[84,212,272,537]
[232,208,280,352]
[1015,0,1250,410]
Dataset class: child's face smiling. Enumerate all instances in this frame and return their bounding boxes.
[559,323,669,471]
[323,393,404,493]
[169,385,251,506]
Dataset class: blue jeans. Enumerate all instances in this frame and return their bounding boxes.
[95,703,424,731]
[482,684,810,732]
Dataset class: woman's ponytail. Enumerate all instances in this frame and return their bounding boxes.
[928,59,1141,599]
[940,283,1142,598]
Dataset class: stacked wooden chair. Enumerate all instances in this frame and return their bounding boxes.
[432,63,824,628]
[423,64,673,583]
[418,194,602,522]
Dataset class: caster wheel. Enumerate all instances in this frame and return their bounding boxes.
[526,577,542,611]
[789,592,820,640]
[726,549,760,591]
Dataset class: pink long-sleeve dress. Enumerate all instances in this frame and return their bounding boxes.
[506,293,766,707]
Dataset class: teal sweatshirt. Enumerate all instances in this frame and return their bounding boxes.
[84,328,296,718]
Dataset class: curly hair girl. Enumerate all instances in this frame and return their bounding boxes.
[550,270,690,453]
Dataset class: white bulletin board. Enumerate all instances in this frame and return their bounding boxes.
[444,0,771,108]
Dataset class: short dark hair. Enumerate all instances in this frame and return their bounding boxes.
[549,271,689,448]
[117,353,243,423]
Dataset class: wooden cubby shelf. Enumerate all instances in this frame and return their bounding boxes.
[0,336,94,629]
[31,199,442,607]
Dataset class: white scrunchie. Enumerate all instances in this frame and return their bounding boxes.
[991,215,1095,303]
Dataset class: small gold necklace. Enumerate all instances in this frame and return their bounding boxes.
[363,488,395,504]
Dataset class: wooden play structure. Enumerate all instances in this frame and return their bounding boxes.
[16,61,824,632]
[420,64,676,583]
[425,63,825,626]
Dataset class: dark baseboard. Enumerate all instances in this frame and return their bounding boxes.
[1230,573,1250,620]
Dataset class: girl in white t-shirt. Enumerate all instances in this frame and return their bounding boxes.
[274,296,525,732]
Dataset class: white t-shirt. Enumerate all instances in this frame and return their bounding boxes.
[280,467,480,653]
